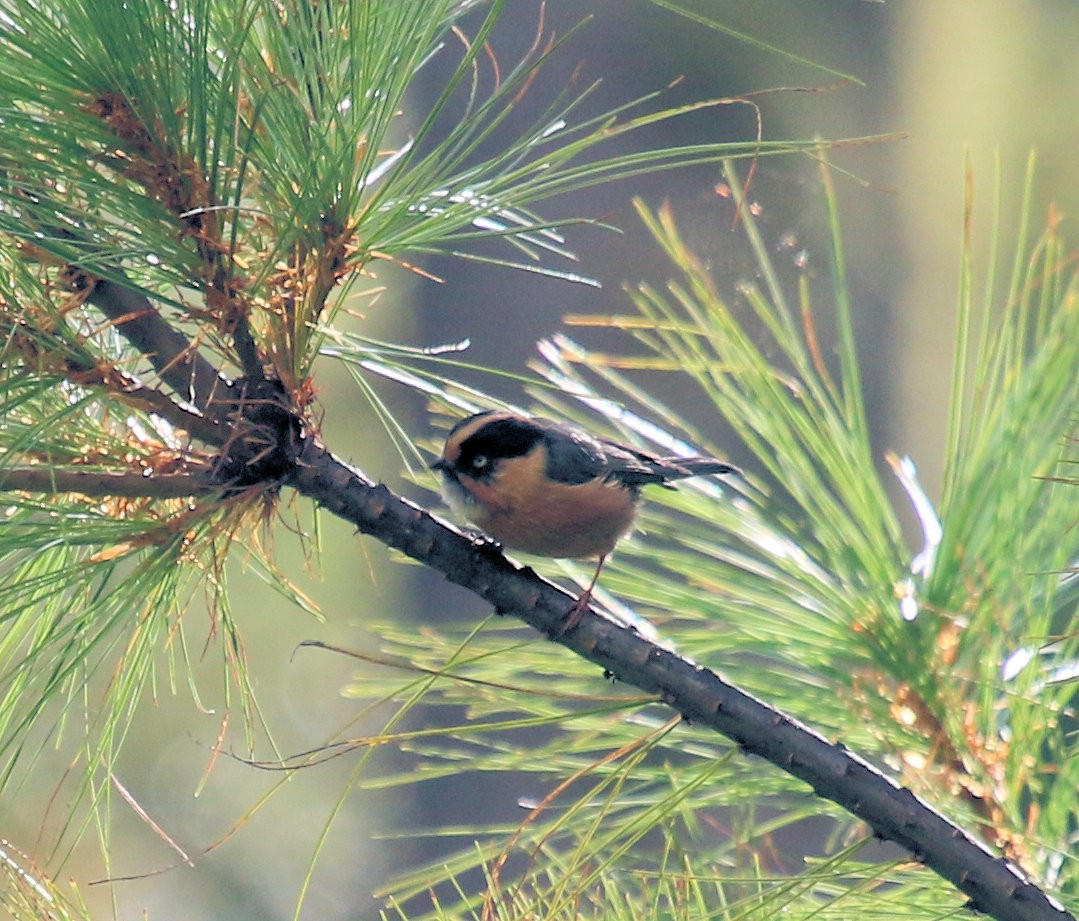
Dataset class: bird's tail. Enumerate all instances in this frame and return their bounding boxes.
[661,457,741,480]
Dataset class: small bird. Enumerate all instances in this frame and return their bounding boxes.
[431,410,738,631]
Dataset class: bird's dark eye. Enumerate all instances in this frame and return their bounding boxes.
[469,454,490,472]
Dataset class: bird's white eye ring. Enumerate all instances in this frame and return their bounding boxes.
[471,454,489,471]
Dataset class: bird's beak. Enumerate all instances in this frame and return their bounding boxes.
[431,457,459,486]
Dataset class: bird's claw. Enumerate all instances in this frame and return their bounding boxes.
[464,529,502,555]
[556,590,593,636]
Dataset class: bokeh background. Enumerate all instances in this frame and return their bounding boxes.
[7,1,1079,918]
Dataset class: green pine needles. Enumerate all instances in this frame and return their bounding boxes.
[0,2,1077,920]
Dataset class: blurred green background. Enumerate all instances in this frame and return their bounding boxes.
[7,1,1079,918]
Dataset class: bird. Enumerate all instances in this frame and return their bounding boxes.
[431,409,738,631]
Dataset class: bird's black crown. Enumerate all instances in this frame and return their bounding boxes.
[454,416,544,479]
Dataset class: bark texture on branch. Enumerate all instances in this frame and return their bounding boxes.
[287,434,1072,921]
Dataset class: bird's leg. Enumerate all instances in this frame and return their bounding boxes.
[560,554,607,634]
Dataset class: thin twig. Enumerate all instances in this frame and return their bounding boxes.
[231,314,265,381]
[102,366,229,446]
[0,467,217,499]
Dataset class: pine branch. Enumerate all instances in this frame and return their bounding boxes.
[87,277,237,426]
[0,4,1072,915]
[7,265,1069,920]
[287,434,1073,921]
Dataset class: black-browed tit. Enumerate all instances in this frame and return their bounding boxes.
[431,410,738,630]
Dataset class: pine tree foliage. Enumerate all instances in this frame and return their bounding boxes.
[0,0,777,802]
[329,161,1079,919]
[0,1,1075,920]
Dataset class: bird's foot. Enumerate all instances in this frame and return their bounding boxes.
[557,589,593,636]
